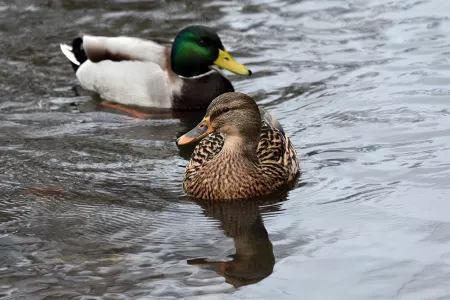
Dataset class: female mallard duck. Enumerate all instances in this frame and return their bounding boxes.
[60,25,251,110]
[177,92,299,200]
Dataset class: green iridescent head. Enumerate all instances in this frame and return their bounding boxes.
[170,25,252,78]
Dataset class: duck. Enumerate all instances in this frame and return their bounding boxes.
[177,92,300,200]
[60,25,252,110]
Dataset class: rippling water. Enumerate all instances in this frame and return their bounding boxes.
[1,0,450,299]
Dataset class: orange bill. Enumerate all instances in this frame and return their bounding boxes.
[177,116,213,145]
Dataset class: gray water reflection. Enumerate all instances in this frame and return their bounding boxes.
[187,195,290,288]
[1,0,450,299]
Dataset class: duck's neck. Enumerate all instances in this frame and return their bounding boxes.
[221,134,260,165]
[172,62,211,78]
[169,47,211,78]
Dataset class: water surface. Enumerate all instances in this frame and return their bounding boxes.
[1,0,450,299]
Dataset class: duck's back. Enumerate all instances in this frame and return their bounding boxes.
[258,107,299,182]
[257,123,299,183]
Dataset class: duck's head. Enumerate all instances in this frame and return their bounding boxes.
[171,25,252,78]
[177,92,261,149]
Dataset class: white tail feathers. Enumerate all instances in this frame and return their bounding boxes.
[60,44,80,66]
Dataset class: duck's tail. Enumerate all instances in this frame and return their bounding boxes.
[60,37,87,72]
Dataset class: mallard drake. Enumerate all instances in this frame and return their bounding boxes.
[177,92,299,200]
[60,25,251,110]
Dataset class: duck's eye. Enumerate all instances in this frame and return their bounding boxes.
[222,107,230,113]
[198,39,207,47]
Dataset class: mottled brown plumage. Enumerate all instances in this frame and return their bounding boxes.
[178,92,299,200]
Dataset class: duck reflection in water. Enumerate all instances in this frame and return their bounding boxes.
[187,191,290,288]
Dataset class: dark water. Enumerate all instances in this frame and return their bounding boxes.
[1,0,450,299]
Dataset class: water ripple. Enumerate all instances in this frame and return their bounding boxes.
[1,0,450,298]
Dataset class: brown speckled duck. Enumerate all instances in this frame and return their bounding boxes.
[60,25,251,110]
[177,92,299,200]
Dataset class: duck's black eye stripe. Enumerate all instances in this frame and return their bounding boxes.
[210,107,237,120]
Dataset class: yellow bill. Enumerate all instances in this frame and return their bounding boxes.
[177,117,214,145]
[214,49,252,76]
